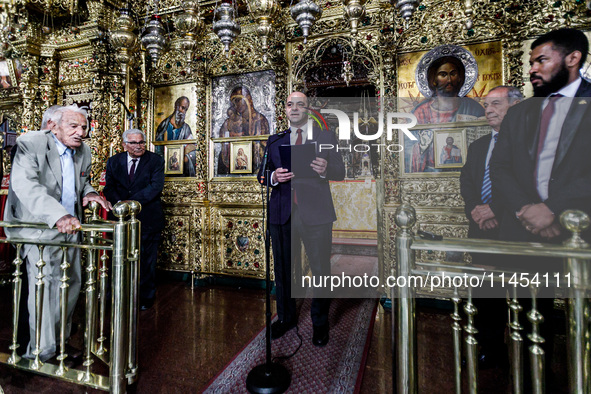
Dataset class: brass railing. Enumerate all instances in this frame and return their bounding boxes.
[393,204,591,394]
[0,200,142,393]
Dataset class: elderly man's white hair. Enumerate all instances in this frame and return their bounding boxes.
[41,105,62,130]
[122,128,146,141]
[48,104,89,129]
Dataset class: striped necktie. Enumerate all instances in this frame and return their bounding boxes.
[480,134,498,204]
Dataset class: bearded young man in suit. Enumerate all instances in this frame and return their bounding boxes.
[257,92,345,347]
[490,28,591,386]
[491,28,591,244]
[6,105,111,362]
[103,129,165,311]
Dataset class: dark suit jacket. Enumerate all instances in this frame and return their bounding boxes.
[490,79,591,243]
[257,127,345,226]
[460,133,501,240]
[103,151,165,235]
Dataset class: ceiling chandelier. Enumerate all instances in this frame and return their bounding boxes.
[464,0,473,29]
[343,0,366,36]
[173,0,204,62]
[290,0,322,44]
[246,0,279,62]
[342,59,353,86]
[140,15,167,68]
[110,9,138,73]
[212,0,241,53]
[395,0,420,22]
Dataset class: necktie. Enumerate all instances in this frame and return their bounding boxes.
[534,93,563,184]
[293,129,303,205]
[61,148,76,216]
[536,94,563,161]
[129,159,138,182]
[295,129,303,145]
[480,134,498,205]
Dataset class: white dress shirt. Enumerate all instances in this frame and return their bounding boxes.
[536,77,581,201]
[485,130,499,168]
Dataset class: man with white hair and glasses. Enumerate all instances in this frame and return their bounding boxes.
[103,128,165,311]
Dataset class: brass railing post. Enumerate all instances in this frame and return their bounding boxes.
[464,287,479,393]
[7,244,23,365]
[560,210,591,393]
[82,225,98,382]
[126,200,141,385]
[55,247,70,376]
[88,201,101,354]
[527,286,545,394]
[31,244,46,370]
[110,202,131,394]
[394,204,418,394]
[451,287,462,394]
[96,250,109,356]
[508,287,524,393]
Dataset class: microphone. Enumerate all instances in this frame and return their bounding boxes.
[114,96,135,121]
[275,129,291,137]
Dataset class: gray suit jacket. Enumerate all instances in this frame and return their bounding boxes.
[5,129,96,241]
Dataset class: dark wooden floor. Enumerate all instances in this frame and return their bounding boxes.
[0,277,570,393]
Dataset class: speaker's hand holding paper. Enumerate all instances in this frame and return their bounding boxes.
[311,157,327,176]
[273,168,294,183]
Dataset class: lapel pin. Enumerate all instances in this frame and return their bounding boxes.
[579,99,587,105]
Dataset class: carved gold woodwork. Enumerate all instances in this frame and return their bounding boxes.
[210,205,267,279]
[159,204,205,272]
[2,0,591,279]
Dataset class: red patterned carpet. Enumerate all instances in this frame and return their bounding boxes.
[203,297,378,393]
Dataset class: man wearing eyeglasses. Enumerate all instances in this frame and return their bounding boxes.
[103,129,165,311]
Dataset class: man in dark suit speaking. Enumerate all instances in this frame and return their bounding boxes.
[258,92,345,346]
[103,129,165,310]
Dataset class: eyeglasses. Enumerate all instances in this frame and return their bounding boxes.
[125,141,146,146]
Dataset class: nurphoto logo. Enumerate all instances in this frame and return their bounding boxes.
[306,106,418,153]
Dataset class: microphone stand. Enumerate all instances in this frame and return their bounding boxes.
[113,95,135,129]
[247,132,291,394]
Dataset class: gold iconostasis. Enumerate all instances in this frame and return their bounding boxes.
[1,0,591,283]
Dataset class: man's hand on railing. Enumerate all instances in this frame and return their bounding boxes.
[83,193,113,212]
[517,203,561,239]
[56,214,82,234]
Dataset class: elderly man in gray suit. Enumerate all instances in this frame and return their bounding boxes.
[5,104,111,362]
